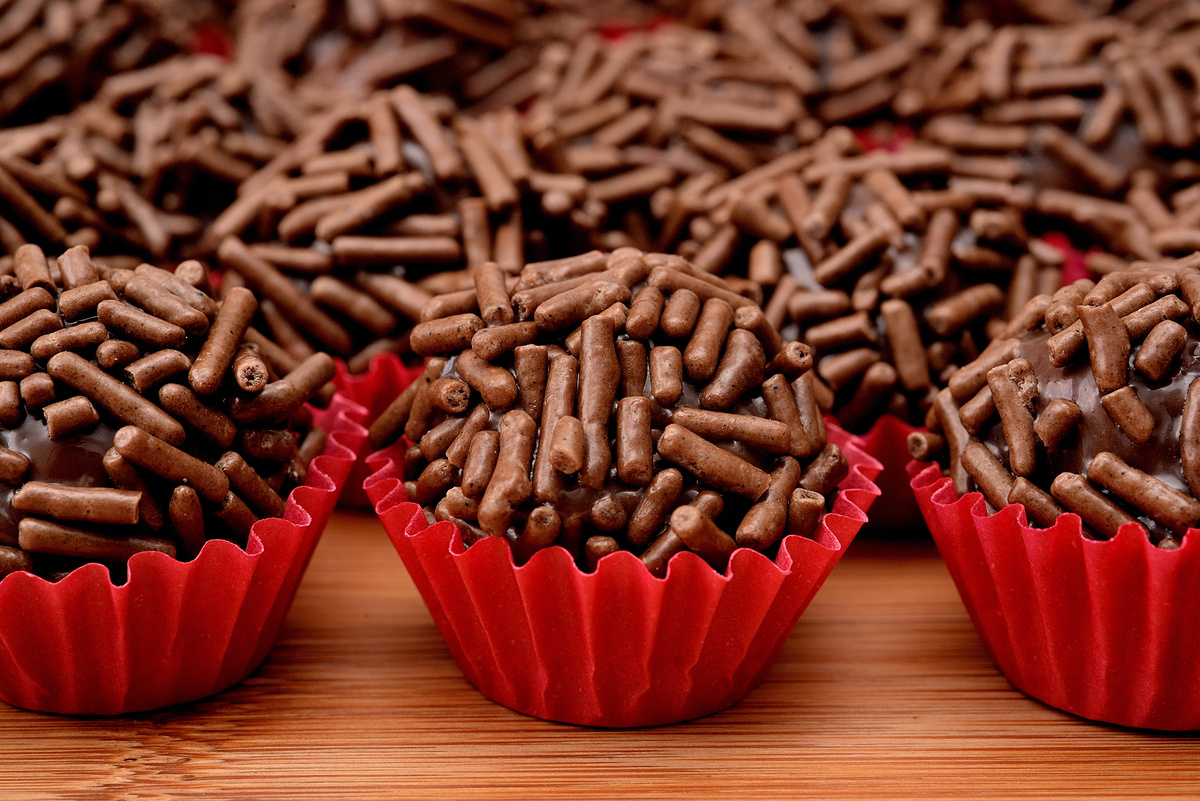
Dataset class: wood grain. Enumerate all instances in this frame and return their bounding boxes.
[0,512,1196,799]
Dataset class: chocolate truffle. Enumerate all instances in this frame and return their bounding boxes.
[0,243,335,580]
[921,254,1200,547]
[369,248,846,575]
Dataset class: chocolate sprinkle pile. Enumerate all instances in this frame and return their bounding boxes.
[177,2,1200,434]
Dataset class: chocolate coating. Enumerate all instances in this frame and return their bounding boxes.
[0,417,114,546]
[1016,330,1196,496]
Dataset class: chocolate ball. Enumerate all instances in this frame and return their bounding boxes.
[0,244,334,579]
[372,248,848,575]
[926,258,1200,546]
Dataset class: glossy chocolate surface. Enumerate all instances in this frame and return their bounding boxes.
[1017,329,1197,495]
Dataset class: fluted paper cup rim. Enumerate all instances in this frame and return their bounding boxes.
[0,393,368,591]
[908,459,1199,556]
[366,419,882,580]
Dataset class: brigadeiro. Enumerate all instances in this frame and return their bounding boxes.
[364,247,880,727]
[0,243,367,714]
[910,253,1200,729]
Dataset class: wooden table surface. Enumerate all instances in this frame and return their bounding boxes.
[0,511,1196,799]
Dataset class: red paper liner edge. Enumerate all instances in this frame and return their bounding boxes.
[857,414,923,534]
[365,421,882,728]
[909,459,1200,731]
[334,353,425,509]
[0,394,369,716]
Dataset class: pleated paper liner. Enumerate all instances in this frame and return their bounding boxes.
[365,421,882,728]
[334,353,425,509]
[910,460,1200,731]
[856,414,924,535]
[0,393,368,716]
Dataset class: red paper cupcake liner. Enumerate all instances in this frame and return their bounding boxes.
[910,460,1200,730]
[334,353,425,509]
[0,394,369,715]
[365,421,882,728]
[856,414,923,534]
